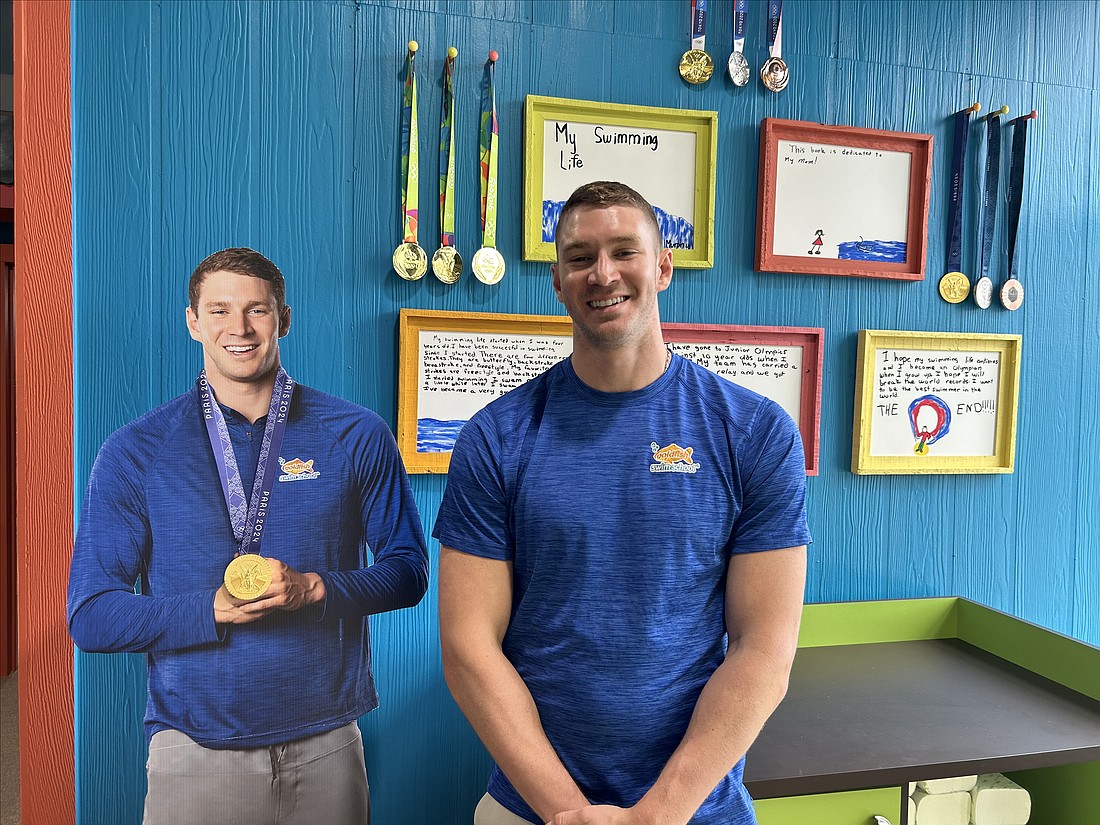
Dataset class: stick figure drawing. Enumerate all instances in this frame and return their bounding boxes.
[808,229,824,255]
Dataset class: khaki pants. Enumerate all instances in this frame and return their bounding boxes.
[143,722,369,825]
[474,792,540,825]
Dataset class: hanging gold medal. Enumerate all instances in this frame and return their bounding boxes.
[394,42,427,281]
[679,0,713,84]
[433,47,462,284]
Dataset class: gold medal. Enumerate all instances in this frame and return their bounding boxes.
[392,242,428,281]
[1000,278,1024,310]
[938,271,970,304]
[471,247,506,285]
[678,49,714,84]
[431,246,463,284]
[224,554,272,601]
[761,56,789,92]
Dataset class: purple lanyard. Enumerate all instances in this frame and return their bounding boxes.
[197,368,295,556]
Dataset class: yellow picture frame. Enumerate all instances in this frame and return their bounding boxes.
[397,308,573,474]
[523,94,717,268]
[851,329,1022,475]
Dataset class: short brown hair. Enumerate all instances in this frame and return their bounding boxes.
[189,248,287,311]
[554,181,663,252]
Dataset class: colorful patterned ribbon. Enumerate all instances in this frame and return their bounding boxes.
[400,45,420,245]
[478,54,500,249]
[439,48,458,248]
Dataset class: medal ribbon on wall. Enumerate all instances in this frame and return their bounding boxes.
[727,0,750,86]
[1001,110,1036,311]
[937,102,980,304]
[974,106,1009,308]
[761,0,789,92]
[432,47,462,284]
[679,0,714,84]
[472,51,506,285]
[392,42,427,281]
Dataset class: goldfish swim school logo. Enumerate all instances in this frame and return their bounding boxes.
[278,457,321,482]
[650,442,700,474]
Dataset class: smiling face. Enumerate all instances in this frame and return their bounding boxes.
[551,204,673,350]
[185,269,291,392]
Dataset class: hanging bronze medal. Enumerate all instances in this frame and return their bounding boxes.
[433,47,462,284]
[224,554,273,602]
[727,0,750,86]
[394,42,427,281]
[1000,279,1024,311]
[761,0,789,92]
[1000,111,1036,311]
[679,0,713,84]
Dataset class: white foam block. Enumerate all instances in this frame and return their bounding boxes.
[909,795,917,822]
[970,773,1032,825]
[909,781,917,796]
[912,789,969,825]
[916,775,978,794]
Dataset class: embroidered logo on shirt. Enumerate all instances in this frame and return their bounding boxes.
[649,442,700,474]
[278,457,321,482]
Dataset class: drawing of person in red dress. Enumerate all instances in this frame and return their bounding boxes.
[808,229,824,255]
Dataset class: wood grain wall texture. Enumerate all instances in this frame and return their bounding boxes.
[65,1,1099,824]
[14,2,76,825]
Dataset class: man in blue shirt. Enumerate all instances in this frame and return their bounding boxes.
[436,183,809,825]
[68,248,428,825]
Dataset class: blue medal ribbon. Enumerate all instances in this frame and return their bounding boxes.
[198,367,295,557]
[978,114,1002,286]
[1005,115,1030,283]
[945,107,974,274]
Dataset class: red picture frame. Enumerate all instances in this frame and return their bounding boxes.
[662,322,824,476]
[755,118,933,281]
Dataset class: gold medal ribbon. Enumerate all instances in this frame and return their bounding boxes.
[400,42,420,247]
[439,47,458,251]
[479,52,500,251]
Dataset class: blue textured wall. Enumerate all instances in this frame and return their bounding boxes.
[70,1,1100,823]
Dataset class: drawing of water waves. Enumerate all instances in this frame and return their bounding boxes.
[542,200,694,250]
[837,238,906,263]
[418,418,466,452]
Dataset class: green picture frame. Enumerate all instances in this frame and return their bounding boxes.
[523,94,717,268]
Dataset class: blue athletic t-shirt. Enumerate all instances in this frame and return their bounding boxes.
[434,354,810,824]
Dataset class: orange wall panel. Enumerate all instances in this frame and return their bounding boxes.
[14,1,76,824]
